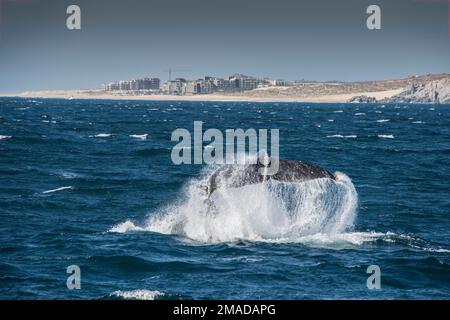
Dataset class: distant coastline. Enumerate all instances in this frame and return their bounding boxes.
[2,73,449,104]
[0,89,404,103]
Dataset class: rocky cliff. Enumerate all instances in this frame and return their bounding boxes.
[381,78,450,104]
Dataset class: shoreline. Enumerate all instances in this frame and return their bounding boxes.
[0,89,404,104]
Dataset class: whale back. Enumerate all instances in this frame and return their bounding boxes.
[272,160,335,182]
[205,160,335,197]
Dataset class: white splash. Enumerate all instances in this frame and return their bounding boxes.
[0,135,12,140]
[110,220,145,233]
[376,119,390,123]
[110,290,164,300]
[111,170,360,244]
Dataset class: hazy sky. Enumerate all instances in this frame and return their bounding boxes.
[0,0,449,92]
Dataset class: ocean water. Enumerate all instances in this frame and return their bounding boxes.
[0,97,449,300]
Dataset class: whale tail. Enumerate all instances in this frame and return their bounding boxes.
[202,156,336,200]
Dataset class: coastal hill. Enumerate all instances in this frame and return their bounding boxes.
[6,73,450,103]
[381,77,450,104]
[228,73,450,103]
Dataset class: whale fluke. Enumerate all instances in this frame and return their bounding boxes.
[204,158,335,197]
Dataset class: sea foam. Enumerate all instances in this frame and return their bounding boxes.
[110,290,164,300]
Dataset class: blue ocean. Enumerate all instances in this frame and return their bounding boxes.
[0,97,449,300]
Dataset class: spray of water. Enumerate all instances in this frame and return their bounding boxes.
[112,164,359,243]
[110,164,450,251]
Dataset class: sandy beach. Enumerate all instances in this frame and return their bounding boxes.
[0,88,404,103]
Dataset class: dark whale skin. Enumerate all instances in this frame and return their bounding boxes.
[205,160,335,197]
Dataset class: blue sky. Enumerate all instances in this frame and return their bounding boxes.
[0,0,450,92]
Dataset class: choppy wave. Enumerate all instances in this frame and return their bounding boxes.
[42,186,73,194]
[2,99,450,299]
[129,134,148,140]
[110,221,450,252]
[93,133,113,138]
[381,232,450,253]
[55,170,81,179]
[0,135,12,140]
[109,290,164,300]
[378,134,394,139]
[327,135,357,139]
[110,220,146,233]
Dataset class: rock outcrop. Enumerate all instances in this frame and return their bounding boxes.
[348,95,377,103]
[382,78,450,104]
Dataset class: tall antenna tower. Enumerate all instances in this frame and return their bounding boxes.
[164,68,191,82]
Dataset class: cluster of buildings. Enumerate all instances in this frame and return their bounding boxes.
[104,78,160,92]
[103,74,290,95]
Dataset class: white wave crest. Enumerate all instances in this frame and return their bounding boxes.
[376,119,390,123]
[59,171,81,179]
[110,290,164,300]
[0,135,12,140]
[42,186,73,194]
[327,135,357,139]
[110,220,145,233]
[94,133,113,138]
[378,134,394,139]
[129,134,148,140]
